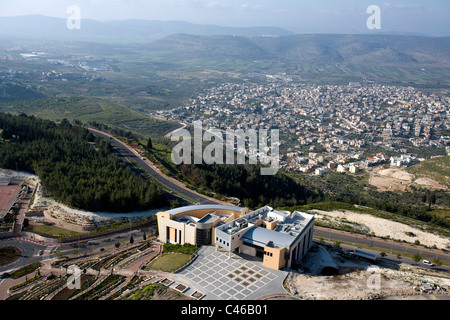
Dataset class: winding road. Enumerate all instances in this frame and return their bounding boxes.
[89,127,450,267]
[2,126,447,279]
[87,127,221,205]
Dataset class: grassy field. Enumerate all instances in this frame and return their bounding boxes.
[31,225,81,241]
[429,208,450,219]
[0,97,177,139]
[142,141,189,181]
[144,253,192,272]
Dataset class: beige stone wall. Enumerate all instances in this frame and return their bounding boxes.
[157,208,242,246]
[157,211,197,245]
[262,219,277,230]
[263,245,286,270]
[184,223,196,245]
[168,226,177,243]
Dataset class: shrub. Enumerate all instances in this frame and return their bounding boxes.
[433,259,442,266]
[163,243,197,255]
[412,254,422,263]
[11,262,41,279]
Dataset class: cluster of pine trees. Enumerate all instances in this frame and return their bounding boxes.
[179,163,319,209]
[0,113,166,212]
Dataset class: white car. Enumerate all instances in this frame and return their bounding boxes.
[422,260,434,266]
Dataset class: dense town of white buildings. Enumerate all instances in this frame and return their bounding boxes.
[154,76,450,175]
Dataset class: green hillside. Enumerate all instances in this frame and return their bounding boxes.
[406,155,450,188]
[150,33,450,66]
[0,97,177,138]
[0,82,45,103]
[146,34,450,85]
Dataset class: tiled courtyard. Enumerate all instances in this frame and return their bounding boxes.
[175,245,288,300]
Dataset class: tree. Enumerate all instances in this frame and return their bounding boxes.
[130,236,134,245]
[147,137,153,149]
[412,253,422,263]
[432,259,442,266]
[428,192,437,208]
[1,127,13,140]
[169,199,181,209]
[0,113,167,213]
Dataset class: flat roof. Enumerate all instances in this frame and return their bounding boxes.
[273,211,313,238]
[198,213,220,224]
[165,204,242,216]
[216,206,314,248]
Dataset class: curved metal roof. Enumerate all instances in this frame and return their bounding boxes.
[165,204,242,216]
[241,226,295,248]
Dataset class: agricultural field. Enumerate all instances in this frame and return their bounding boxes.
[0,97,177,139]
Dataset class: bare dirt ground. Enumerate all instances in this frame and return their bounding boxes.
[312,209,450,250]
[369,167,448,192]
[0,169,38,182]
[287,244,450,300]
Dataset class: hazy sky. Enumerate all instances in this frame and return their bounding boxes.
[1,0,449,35]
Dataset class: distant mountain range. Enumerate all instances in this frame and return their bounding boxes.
[148,33,450,66]
[0,15,295,42]
[1,15,449,72]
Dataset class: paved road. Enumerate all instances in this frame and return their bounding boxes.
[315,227,450,267]
[89,127,450,268]
[0,225,155,274]
[0,239,48,273]
[87,127,220,205]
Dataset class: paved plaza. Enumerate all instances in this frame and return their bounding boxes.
[171,245,288,300]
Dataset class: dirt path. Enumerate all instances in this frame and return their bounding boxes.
[369,167,448,192]
[287,244,450,300]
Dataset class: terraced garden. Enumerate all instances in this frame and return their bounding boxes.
[1,238,196,300]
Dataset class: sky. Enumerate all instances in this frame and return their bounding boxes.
[1,0,449,36]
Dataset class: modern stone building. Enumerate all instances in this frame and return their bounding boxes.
[156,204,315,270]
